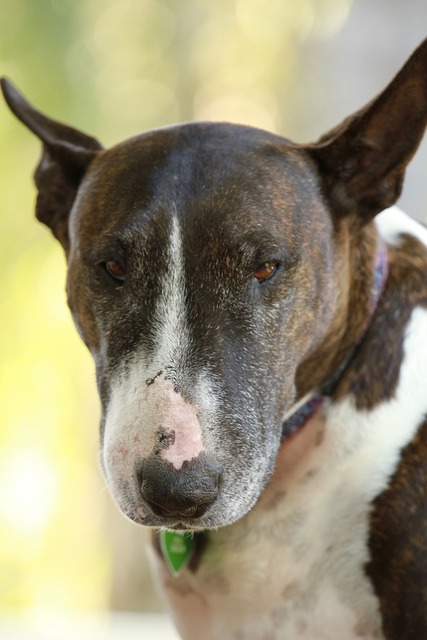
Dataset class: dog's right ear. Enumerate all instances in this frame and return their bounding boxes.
[306,38,427,225]
[1,78,103,251]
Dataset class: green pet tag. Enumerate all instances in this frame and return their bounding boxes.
[160,530,195,577]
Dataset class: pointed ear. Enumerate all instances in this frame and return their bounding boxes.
[1,78,103,251]
[307,38,427,223]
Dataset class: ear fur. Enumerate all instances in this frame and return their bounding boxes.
[307,38,427,223]
[1,78,103,251]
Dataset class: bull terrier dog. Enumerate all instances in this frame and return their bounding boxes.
[2,38,427,640]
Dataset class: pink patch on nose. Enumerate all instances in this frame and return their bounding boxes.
[146,378,204,470]
[161,390,204,469]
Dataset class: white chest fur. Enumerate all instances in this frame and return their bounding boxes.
[151,302,427,640]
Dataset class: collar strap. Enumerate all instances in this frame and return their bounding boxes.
[281,240,388,440]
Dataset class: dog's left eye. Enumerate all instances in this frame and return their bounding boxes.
[103,260,127,282]
[253,261,279,282]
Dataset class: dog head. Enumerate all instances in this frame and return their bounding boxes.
[2,39,426,530]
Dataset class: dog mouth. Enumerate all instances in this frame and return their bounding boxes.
[128,499,224,531]
[138,493,220,528]
[131,511,203,531]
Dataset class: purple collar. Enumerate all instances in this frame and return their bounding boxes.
[281,241,388,441]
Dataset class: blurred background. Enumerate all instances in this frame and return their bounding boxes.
[1,0,426,638]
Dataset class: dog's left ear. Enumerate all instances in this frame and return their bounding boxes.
[1,78,103,251]
[307,38,427,223]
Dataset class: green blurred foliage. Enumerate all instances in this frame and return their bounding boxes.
[0,0,352,617]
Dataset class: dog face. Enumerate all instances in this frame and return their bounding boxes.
[2,38,426,530]
[66,125,343,528]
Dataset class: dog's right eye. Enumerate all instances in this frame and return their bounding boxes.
[253,260,279,282]
[103,260,127,283]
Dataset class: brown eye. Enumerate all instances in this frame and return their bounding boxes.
[253,261,278,282]
[104,260,126,282]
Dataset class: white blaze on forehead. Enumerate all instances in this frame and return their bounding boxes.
[152,215,190,367]
[149,216,205,468]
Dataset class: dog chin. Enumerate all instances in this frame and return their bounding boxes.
[115,491,260,531]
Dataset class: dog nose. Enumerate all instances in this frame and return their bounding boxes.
[139,455,221,520]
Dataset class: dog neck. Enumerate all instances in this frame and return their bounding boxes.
[282,239,389,440]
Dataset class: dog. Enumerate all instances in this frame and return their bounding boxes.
[2,38,427,639]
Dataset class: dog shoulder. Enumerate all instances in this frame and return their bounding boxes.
[354,206,427,637]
